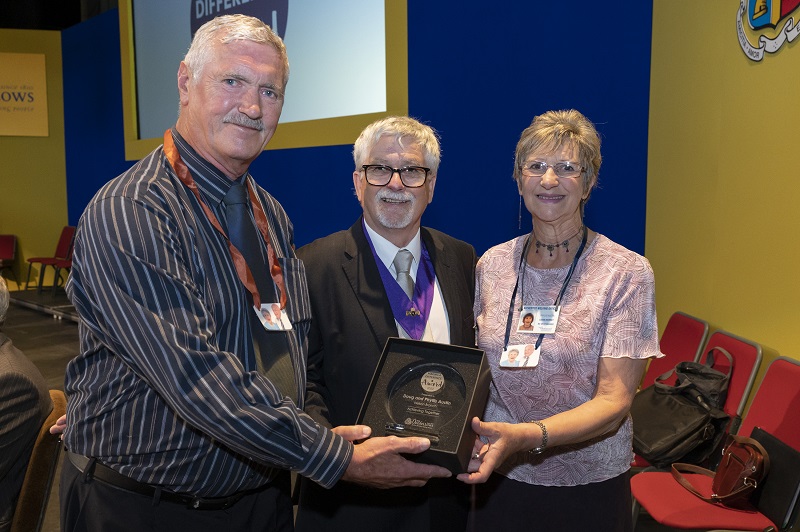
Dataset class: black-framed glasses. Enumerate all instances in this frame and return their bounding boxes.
[520,161,583,179]
[362,165,431,188]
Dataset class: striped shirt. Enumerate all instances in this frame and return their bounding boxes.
[63,129,352,497]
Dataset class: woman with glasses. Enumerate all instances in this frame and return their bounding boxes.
[457,109,662,531]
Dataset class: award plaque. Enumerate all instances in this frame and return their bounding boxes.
[356,338,490,473]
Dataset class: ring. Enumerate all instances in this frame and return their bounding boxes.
[473,452,481,460]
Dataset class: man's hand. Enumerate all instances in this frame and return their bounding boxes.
[50,414,67,435]
[336,425,451,489]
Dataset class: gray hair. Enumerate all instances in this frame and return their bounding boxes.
[0,276,8,327]
[183,14,290,89]
[514,109,602,209]
[353,116,441,174]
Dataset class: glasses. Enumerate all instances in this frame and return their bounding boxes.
[362,165,431,188]
[520,161,583,179]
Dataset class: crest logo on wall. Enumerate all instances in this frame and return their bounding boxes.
[737,0,800,60]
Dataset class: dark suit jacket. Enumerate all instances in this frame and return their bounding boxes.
[294,219,476,532]
[0,333,52,532]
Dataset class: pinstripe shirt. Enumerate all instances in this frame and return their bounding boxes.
[63,129,352,497]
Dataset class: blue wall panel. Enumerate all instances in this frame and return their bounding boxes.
[63,2,653,256]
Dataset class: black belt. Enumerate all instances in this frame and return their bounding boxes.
[66,451,249,510]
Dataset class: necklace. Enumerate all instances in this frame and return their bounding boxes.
[533,226,584,257]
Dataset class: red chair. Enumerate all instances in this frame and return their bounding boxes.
[641,311,709,389]
[0,234,18,284]
[24,226,76,294]
[631,356,800,531]
[702,330,763,433]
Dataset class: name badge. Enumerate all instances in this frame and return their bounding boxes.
[518,305,560,334]
[499,343,540,368]
[254,302,292,331]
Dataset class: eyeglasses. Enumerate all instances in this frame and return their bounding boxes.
[362,165,431,188]
[520,161,583,179]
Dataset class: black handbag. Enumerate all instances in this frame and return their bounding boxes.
[631,347,733,468]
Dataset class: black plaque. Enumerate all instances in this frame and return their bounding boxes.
[357,338,490,474]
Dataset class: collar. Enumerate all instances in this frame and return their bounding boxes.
[363,220,421,275]
[170,128,245,206]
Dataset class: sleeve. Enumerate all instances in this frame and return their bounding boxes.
[600,254,662,361]
[296,242,333,429]
[69,193,351,487]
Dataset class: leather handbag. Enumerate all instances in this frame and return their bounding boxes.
[671,434,770,509]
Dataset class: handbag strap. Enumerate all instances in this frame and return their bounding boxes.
[671,434,771,505]
[671,462,716,502]
[653,346,734,401]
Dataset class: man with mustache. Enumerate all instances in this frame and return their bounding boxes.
[294,116,476,532]
[59,17,450,532]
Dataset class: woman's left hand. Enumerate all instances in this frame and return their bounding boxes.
[456,417,533,484]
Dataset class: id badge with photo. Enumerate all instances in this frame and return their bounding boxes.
[499,343,540,368]
[254,302,293,331]
[519,305,560,334]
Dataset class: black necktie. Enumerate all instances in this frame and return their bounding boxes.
[223,182,297,402]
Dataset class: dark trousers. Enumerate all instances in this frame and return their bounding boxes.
[469,471,633,532]
[60,454,293,532]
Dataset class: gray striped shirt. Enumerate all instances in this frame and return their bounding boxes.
[63,129,351,497]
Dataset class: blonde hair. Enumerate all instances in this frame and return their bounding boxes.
[514,109,601,208]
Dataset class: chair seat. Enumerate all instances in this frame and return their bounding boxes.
[27,257,60,265]
[631,471,776,530]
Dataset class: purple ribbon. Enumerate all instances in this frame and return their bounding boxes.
[364,229,435,340]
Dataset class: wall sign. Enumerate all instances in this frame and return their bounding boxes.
[0,52,49,137]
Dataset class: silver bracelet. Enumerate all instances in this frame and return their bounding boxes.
[528,420,548,454]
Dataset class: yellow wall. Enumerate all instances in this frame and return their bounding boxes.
[0,30,68,290]
[647,1,800,377]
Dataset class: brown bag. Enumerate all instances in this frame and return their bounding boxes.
[671,434,770,509]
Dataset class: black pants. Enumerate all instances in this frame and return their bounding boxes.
[469,471,633,532]
[60,454,293,532]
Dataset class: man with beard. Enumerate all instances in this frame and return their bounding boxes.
[295,116,476,532]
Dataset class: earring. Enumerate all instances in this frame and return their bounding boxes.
[518,195,522,230]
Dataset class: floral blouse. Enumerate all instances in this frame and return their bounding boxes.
[475,233,662,486]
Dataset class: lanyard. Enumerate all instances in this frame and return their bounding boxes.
[502,228,587,351]
[162,130,286,309]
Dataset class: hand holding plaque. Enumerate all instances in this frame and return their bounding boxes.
[357,338,490,474]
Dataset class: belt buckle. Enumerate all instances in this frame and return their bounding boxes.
[187,495,237,511]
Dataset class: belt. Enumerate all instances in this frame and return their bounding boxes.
[66,451,248,510]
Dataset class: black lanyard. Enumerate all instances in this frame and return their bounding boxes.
[502,228,588,351]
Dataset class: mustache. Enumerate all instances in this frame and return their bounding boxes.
[223,113,264,131]
[376,189,414,202]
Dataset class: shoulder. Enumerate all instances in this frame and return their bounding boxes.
[590,234,654,278]
[0,337,48,398]
[477,235,526,271]
[296,228,352,263]
[421,227,476,260]
[83,146,181,223]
